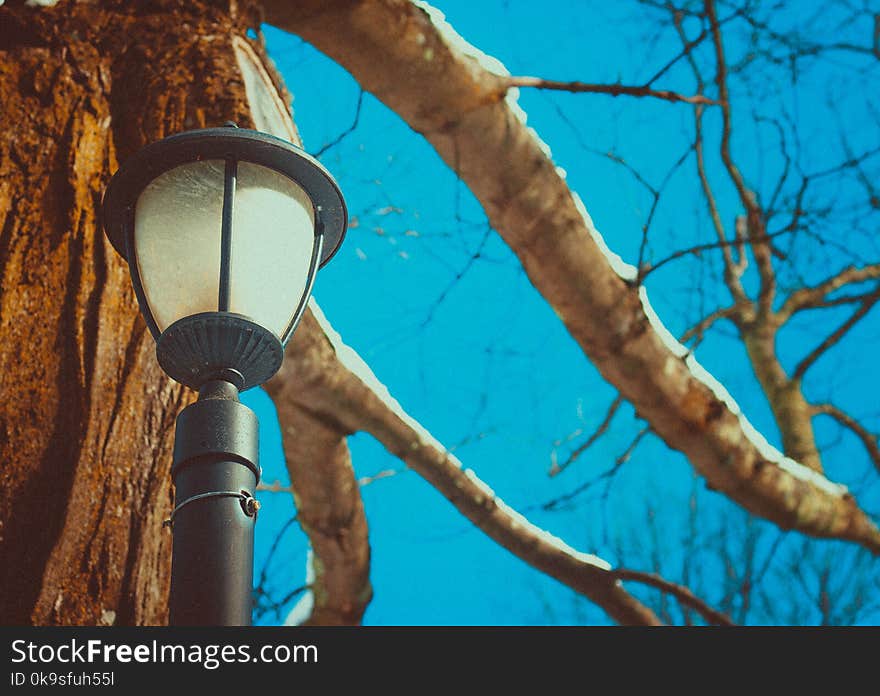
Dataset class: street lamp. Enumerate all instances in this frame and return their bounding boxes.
[101,125,346,625]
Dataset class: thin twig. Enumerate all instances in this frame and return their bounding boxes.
[813,404,880,474]
[310,89,365,158]
[357,469,401,487]
[256,513,299,591]
[680,306,738,344]
[792,288,880,380]
[540,427,650,511]
[550,395,624,477]
[779,265,880,320]
[257,480,295,494]
[504,76,719,105]
[675,10,748,304]
[614,568,735,626]
[641,229,789,279]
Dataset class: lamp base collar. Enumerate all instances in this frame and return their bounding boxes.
[156,312,283,391]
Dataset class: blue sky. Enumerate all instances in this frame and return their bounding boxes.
[243,1,880,625]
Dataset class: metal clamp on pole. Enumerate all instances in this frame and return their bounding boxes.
[168,379,260,626]
[163,490,260,529]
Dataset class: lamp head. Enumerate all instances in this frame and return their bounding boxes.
[101,126,346,390]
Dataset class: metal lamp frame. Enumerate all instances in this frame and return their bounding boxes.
[102,126,347,390]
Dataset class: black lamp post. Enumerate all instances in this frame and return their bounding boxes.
[101,125,347,625]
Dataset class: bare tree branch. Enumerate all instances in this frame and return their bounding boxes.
[640,228,788,280]
[265,0,880,552]
[734,5,880,62]
[779,264,880,321]
[257,468,401,493]
[503,76,718,105]
[672,1,871,475]
[310,88,365,159]
[792,287,880,381]
[673,12,749,303]
[550,395,623,477]
[256,480,296,494]
[253,514,301,622]
[274,306,662,625]
[645,26,710,85]
[813,404,880,474]
[258,392,373,626]
[540,426,650,512]
[706,0,776,318]
[680,305,738,344]
[237,50,373,626]
[613,568,734,626]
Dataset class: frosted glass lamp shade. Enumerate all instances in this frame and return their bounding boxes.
[134,160,225,333]
[229,162,316,336]
[134,160,317,337]
[101,126,347,390]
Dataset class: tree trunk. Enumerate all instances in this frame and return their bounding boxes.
[0,0,262,625]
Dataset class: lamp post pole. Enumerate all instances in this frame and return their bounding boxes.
[167,379,260,625]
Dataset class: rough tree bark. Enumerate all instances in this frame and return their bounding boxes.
[263,0,880,553]
[0,0,304,625]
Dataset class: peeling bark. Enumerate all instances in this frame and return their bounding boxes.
[263,0,880,552]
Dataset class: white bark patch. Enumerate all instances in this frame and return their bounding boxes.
[284,548,314,626]
[639,286,689,359]
[313,299,616,573]
[775,455,846,495]
[571,192,639,282]
[25,0,60,5]
[233,36,298,143]
[414,1,551,156]
[99,609,116,626]
[414,1,509,77]
[310,300,450,456]
[684,356,846,496]
[462,469,613,571]
[636,283,847,497]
